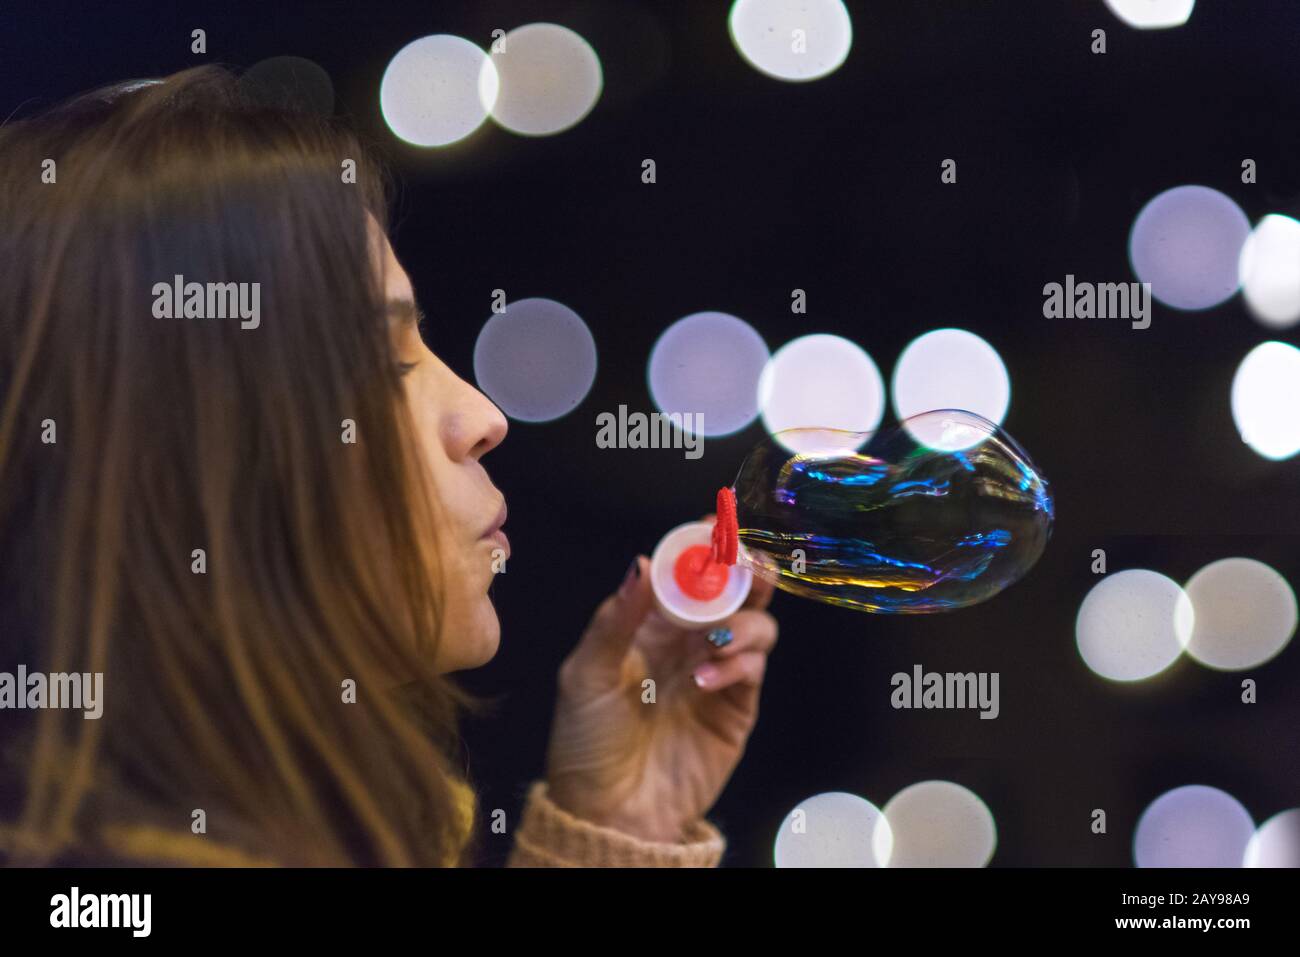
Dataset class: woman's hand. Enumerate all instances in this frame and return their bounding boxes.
[543,550,778,843]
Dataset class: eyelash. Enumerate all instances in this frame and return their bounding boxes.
[396,310,428,377]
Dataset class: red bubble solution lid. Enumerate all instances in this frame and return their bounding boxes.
[711,486,738,566]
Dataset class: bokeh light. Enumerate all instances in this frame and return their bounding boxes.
[757,334,885,453]
[380,35,498,147]
[1244,808,1300,868]
[1075,569,1193,682]
[1239,214,1300,330]
[880,781,996,867]
[1184,558,1297,670]
[473,298,597,422]
[1103,0,1195,30]
[728,0,852,82]
[772,791,889,868]
[1128,185,1250,310]
[487,23,602,136]
[647,311,769,438]
[1231,341,1300,460]
[1134,785,1254,868]
[891,328,1010,450]
[239,56,334,116]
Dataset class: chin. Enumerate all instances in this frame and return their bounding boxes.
[440,601,501,673]
[469,609,501,667]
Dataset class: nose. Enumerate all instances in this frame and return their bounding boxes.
[446,373,508,462]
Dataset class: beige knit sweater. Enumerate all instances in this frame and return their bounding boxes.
[507,780,725,867]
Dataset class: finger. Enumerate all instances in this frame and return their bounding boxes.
[703,609,777,659]
[565,555,654,684]
[692,650,767,693]
[742,571,775,611]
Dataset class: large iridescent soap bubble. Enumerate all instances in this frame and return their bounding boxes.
[711,410,1053,613]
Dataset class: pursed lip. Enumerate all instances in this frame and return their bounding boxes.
[481,501,510,558]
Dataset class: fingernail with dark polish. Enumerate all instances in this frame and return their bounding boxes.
[705,628,733,649]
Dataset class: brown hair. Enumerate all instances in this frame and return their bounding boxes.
[0,66,479,865]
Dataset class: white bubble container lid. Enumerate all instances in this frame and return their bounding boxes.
[649,520,752,630]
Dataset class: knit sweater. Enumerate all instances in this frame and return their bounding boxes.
[506,781,725,867]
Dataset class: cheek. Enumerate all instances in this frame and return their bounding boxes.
[436,564,501,671]
[399,379,501,670]
[403,378,444,474]
[405,384,482,545]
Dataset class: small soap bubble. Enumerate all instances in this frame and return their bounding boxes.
[728,410,1053,613]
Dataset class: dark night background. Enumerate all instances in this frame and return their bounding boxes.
[3,0,1298,867]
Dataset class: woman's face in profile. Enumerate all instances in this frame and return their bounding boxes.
[374,228,510,673]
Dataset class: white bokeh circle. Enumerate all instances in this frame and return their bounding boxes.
[880,781,996,868]
[773,791,889,868]
[1184,558,1297,671]
[728,0,853,82]
[380,35,499,147]
[758,334,885,453]
[487,23,602,136]
[1076,569,1193,682]
[892,328,1010,450]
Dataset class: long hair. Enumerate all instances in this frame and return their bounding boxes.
[0,66,479,866]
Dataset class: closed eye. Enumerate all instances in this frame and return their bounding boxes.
[387,299,428,376]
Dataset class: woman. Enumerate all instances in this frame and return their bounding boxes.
[0,67,778,867]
